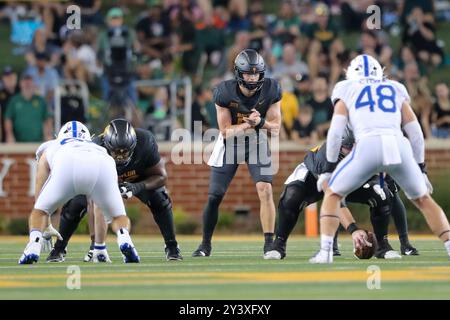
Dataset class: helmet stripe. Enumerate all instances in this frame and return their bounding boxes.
[72,121,77,138]
[363,55,369,77]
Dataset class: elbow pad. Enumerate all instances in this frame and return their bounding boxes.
[326,115,348,163]
[403,121,425,163]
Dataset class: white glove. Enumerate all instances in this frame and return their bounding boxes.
[42,224,63,252]
[423,173,433,194]
[317,173,332,192]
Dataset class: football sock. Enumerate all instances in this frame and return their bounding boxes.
[90,235,95,250]
[94,242,106,250]
[264,233,274,244]
[116,228,133,247]
[202,195,223,244]
[152,208,177,244]
[370,207,390,244]
[29,229,42,243]
[391,194,409,244]
[320,235,334,251]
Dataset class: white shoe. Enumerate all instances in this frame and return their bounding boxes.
[379,250,402,259]
[93,249,112,263]
[264,250,282,260]
[19,241,41,264]
[83,249,94,262]
[309,249,333,264]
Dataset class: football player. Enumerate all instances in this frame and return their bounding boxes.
[265,128,418,260]
[192,49,282,257]
[19,121,139,264]
[310,54,450,263]
[46,119,182,262]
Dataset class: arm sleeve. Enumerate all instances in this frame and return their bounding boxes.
[403,120,425,163]
[326,114,348,163]
[330,81,348,106]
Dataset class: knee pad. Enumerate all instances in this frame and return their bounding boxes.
[278,184,307,214]
[147,187,172,213]
[61,195,88,221]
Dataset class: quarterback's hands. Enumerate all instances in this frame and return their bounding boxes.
[243,109,261,127]
[119,182,145,199]
[317,173,332,192]
[352,229,372,250]
[42,224,63,252]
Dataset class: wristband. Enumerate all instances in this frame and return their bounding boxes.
[347,222,359,234]
[255,117,265,130]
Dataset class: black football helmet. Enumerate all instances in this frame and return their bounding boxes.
[341,126,355,149]
[234,49,266,91]
[103,118,137,166]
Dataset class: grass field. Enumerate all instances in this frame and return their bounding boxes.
[0,235,449,300]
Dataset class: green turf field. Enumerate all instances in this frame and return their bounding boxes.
[0,235,449,300]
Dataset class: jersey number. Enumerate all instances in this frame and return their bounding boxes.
[355,85,396,113]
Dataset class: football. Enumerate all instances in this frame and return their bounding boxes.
[353,230,377,259]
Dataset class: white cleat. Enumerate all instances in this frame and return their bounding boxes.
[92,249,112,263]
[264,250,282,260]
[309,249,333,264]
[379,250,402,259]
[18,241,42,264]
[83,249,94,262]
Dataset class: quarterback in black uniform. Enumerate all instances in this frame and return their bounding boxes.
[192,49,282,257]
[265,128,418,259]
[47,119,182,262]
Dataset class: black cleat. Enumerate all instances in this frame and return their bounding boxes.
[46,248,66,263]
[401,242,419,256]
[165,244,183,261]
[375,240,401,259]
[263,238,286,260]
[192,243,211,257]
[333,248,342,256]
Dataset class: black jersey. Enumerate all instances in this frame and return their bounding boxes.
[303,143,346,178]
[94,128,161,183]
[213,78,282,126]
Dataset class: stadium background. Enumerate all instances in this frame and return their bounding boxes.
[0,0,449,236]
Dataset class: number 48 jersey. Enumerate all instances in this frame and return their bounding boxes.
[331,78,410,141]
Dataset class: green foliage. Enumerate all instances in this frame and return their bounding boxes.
[173,207,198,234]
[216,210,235,230]
[126,205,142,226]
[7,218,28,235]
[0,216,9,234]
[74,215,90,235]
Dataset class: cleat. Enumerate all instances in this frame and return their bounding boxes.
[401,243,419,256]
[375,241,402,259]
[120,243,140,263]
[93,249,112,263]
[263,240,274,255]
[192,243,211,257]
[46,248,66,263]
[309,248,333,264]
[333,248,342,256]
[83,249,94,262]
[19,241,41,265]
[263,238,286,260]
[165,244,183,261]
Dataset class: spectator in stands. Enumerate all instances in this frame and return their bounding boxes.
[358,30,393,70]
[393,45,427,79]
[227,0,250,32]
[226,31,251,76]
[0,67,19,143]
[291,105,318,144]
[25,27,61,68]
[402,6,444,67]
[432,82,450,139]
[403,61,433,138]
[72,0,103,26]
[25,52,59,104]
[272,43,309,82]
[339,0,370,32]
[304,3,342,80]
[135,0,171,60]
[248,7,269,52]
[272,0,300,46]
[63,29,101,84]
[4,72,52,143]
[278,76,299,140]
[307,75,333,139]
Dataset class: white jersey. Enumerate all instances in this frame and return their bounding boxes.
[36,137,108,170]
[331,78,410,141]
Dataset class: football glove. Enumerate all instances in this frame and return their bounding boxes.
[42,224,63,252]
[119,182,145,199]
[317,173,332,192]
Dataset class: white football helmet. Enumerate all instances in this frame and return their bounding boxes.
[58,121,91,141]
[345,54,383,81]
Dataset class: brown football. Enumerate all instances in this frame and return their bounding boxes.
[353,230,378,259]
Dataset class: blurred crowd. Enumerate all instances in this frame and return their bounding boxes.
[0,0,449,143]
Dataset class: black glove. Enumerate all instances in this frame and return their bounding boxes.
[418,162,427,174]
[119,182,145,199]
